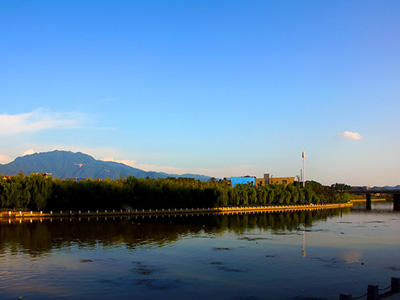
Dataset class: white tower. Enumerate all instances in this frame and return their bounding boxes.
[302,152,306,187]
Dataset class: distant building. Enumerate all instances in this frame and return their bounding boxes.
[254,173,295,186]
[269,176,295,185]
[255,178,265,187]
[231,173,295,187]
[231,177,256,187]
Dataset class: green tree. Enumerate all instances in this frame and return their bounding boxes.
[248,188,257,206]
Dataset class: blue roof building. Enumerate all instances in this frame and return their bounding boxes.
[231,177,255,187]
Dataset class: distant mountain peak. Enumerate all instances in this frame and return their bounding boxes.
[0,150,211,181]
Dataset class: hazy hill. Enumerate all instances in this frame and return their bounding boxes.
[0,150,211,181]
[371,185,400,190]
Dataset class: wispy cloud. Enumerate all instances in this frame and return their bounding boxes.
[0,154,12,164]
[138,164,255,178]
[0,109,89,137]
[341,131,362,140]
[103,158,138,167]
[103,157,254,178]
[22,149,37,156]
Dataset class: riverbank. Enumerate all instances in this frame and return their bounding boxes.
[0,202,353,219]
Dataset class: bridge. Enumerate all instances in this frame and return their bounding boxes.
[347,189,400,211]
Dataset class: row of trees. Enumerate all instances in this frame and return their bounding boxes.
[0,173,52,210]
[0,173,350,211]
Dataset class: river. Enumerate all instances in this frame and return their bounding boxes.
[0,202,399,300]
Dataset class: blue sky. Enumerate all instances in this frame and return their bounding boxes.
[1,1,399,186]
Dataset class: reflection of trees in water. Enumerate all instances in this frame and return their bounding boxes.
[0,208,350,257]
[212,208,350,234]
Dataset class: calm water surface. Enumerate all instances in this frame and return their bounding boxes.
[0,202,399,300]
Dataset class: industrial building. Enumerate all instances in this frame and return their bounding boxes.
[231,173,295,187]
[269,177,295,185]
[231,177,255,187]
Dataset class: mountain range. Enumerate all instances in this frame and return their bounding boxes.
[0,150,211,181]
[371,185,400,190]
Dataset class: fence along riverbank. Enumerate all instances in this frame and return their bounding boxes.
[340,277,400,300]
[0,202,353,219]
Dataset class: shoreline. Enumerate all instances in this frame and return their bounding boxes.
[0,202,353,219]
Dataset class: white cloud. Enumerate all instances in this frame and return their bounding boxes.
[0,154,12,164]
[140,164,256,178]
[0,109,89,137]
[103,157,254,178]
[102,157,138,168]
[22,149,37,156]
[341,131,362,140]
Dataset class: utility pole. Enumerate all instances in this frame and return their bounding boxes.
[302,152,306,187]
[300,169,303,186]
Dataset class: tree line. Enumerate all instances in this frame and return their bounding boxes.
[0,173,350,211]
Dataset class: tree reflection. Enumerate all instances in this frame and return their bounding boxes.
[0,208,350,257]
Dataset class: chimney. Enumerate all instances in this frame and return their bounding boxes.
[264,173,270,185]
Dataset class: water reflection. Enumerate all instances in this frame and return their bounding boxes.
[0,209,350,257]
[1,205,399,300]
[352,201,397,213]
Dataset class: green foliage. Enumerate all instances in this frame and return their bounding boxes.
[0,174,348,211]
[256,188,266,206]
[237,185,249,206]
[228,188,240,206]
[0,173,52,210]
[248,188,257,206]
